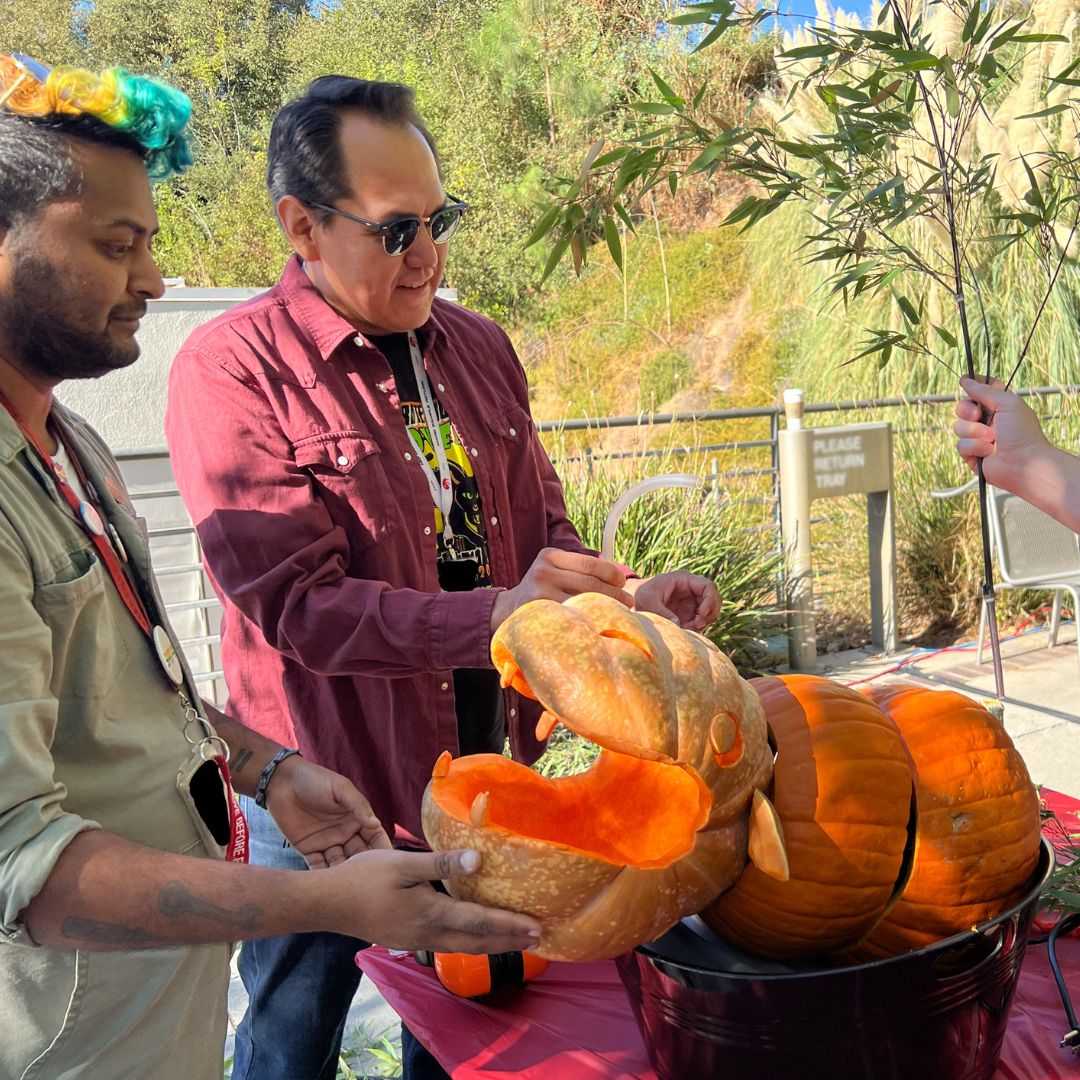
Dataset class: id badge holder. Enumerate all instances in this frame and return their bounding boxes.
[177,736,249,863]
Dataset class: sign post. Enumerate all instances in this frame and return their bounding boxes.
[779,392,896,671]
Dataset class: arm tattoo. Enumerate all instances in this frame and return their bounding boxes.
[158,880,265,931]
[62,916,165,946]
[230,747,254,775]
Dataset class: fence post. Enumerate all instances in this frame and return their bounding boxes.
[779,390,817,671]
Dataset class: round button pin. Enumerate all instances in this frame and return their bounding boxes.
[152,625,183,686]
[107,523,128,563]
[80,502,105,536]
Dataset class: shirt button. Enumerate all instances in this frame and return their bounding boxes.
[377,382,389,393]
[440,681,449,691]
[509,708,517,718]
[437,383,446,392]
[470,448,478,457]
[508,427,517,437]
[490,516,498,527]
[424,526,431,535]
[336,454,349,466]
[404,452,413,461]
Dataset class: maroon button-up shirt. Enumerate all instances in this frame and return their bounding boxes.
[166,255,588,839]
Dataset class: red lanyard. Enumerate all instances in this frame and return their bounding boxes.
[0,390,153,636]
[1,390,249,863]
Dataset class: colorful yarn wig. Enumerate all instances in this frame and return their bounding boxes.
[0,53,193,180]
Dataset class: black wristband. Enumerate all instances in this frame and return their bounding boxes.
[253,747,301,809]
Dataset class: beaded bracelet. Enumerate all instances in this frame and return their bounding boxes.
[254,747,302,809]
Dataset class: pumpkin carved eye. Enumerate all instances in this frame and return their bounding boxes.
[709,710,744,767]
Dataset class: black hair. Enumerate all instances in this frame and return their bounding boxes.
[266,75,439,219]
[0,112,147,231]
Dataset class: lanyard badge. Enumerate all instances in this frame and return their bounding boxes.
[0,393,249,863]
[407,332,454,544]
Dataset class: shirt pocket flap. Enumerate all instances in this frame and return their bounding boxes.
[292,433,380,476]
[483,404,530,440]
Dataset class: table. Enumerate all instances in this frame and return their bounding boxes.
[357,793,1080,1079]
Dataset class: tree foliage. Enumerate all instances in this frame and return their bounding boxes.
[0,0,684,318]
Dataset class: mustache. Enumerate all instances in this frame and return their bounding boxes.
[109,303,148,320]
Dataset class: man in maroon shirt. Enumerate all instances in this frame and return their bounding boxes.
[166,76,719,1079]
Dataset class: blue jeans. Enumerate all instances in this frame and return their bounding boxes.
[232,797,448,1080]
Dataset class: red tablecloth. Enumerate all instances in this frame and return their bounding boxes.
[357,792,1080,1079]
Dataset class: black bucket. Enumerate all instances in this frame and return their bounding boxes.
[617,837,1054,1080]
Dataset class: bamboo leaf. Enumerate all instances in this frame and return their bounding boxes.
[933,324,958,348]
[540,233,572,283]
[961,0,982,44]
[590,147,632,169]
[603,217,623,271]
[524,203,563,249]
[649,68,684,106]
[895,293,920,325]
[1015,103,1071,120]
[630,102,677,115]
[579,138,606,184]
[783,43,836,60]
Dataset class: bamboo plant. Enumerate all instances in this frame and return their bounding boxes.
[529,0,1080,695]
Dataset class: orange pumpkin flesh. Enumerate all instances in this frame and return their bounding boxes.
[701,675,914,958]
[422,592,779,962]
[853,684,1041,959]
[426,750,711,870]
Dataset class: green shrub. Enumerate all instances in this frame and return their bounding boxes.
[553,452,783,672]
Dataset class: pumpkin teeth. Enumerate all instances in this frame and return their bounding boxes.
[469,790,490,828]
[432,749,452,779]
[536,711,560,741]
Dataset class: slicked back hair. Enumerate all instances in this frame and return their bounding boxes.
[267,76,439,221]
[0,112,147,232]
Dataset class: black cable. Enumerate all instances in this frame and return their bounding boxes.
[1046,912,1080,1051]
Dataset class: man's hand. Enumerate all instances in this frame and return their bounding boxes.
[320,848,543,954]
[627,571,721,631]
[954,377,1052,491]
[266,756,391,869]
[490,547,633,631]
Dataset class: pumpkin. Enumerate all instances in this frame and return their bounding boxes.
[853,683,1041,958]
[701,674,915,958]
[421,592,784,962]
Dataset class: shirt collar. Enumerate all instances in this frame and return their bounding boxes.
[278,252,447,362]
[0,405,24,464]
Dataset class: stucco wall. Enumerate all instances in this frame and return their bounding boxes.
[56,288,265,449]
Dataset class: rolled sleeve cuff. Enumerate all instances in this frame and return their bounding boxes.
[1,811,101,947]
[429,588,500,670]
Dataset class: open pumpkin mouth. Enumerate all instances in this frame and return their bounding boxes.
[430,750,711,869]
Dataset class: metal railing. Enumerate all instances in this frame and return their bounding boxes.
[116,384,1080,699]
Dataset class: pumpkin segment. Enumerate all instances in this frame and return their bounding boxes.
[424,593,779,961]
[702,675,914,958]
[853,684,1041,959]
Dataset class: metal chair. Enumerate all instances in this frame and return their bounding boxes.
[976,484,1080,678]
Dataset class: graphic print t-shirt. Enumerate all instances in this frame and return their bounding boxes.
[371,333,503,755]
[372,333,493,590]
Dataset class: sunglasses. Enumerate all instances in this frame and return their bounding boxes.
[306,197,468,256]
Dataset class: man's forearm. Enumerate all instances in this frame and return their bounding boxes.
[20,829,331,950]
[201,701,287,798]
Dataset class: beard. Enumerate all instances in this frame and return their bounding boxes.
[1,251,145,381]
